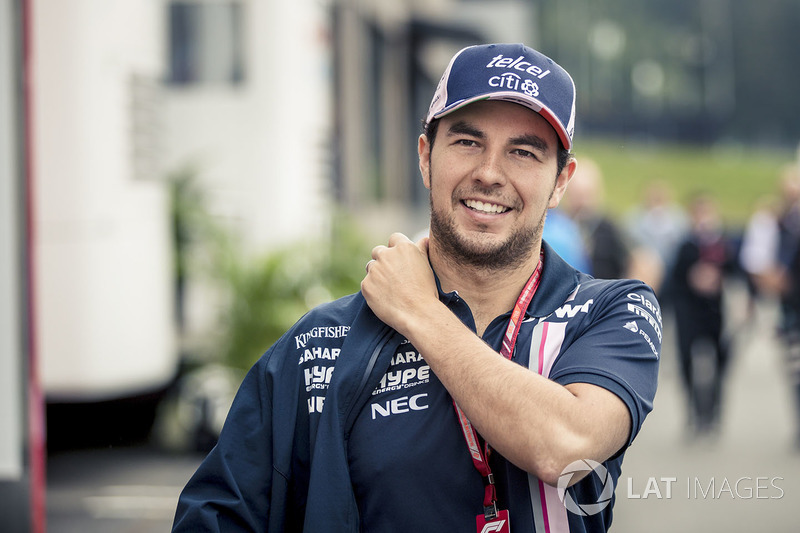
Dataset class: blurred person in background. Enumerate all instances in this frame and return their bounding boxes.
[560,157,630,280]
[665,192,737,437]
[739,165,800,449]
[624,179,689,295]
[541,206,592,273]
[173,43,660,532]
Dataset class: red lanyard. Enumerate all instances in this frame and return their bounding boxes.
[453,254,543,520]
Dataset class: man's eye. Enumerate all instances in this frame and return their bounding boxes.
[457,139,478,147]
[513,149,535,158]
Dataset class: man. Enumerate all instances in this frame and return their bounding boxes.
[739,167,800,448]
[666,193,735,436]
[560,157,630,279]
[173,43,660,533]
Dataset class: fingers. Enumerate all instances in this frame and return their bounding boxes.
[416,236,430,254]
[368,233,429,270]
[388,232,413,247]
[370,245,387,261]
[371,233,412,261]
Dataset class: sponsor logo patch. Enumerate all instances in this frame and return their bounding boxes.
[626,303,662,342]
[554,299,594,319]
[370,393,429,419]
[294,325,350,349]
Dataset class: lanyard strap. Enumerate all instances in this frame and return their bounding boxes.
[454,254,544,520]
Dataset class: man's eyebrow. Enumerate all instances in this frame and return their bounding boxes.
[446,121,484,139]
[510,134,550,153]
[447,121,552,153]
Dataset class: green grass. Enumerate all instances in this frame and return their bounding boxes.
[575,138,796,228]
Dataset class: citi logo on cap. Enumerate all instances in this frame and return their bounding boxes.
[489,73,540,97]
[485,54,552,79]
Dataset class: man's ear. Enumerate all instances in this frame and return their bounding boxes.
[548,156,577,209]
[418,134,432,190]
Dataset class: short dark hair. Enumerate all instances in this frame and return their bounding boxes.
[423,117,572,178]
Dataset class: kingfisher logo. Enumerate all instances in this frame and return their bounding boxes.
[557,459,615,516]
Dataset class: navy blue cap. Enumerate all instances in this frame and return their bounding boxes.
[426,43,576,150]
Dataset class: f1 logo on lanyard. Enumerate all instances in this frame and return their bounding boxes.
[476,509,511,533]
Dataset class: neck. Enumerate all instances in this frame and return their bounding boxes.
[429,240,542,335]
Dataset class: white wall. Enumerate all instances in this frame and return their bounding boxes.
[0,0,23,478]
[161,0,334,345]
[161,0,332,252]
[33,0,176,399]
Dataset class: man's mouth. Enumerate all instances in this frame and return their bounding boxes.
[463,199,511,214]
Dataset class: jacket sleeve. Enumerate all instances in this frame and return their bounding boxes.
[172,352,276,532]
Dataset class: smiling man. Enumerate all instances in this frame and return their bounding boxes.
[173,43,660,533]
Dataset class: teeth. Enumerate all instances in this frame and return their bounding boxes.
[464,199,509,214]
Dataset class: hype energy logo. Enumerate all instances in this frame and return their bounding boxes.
[557,459,615,516]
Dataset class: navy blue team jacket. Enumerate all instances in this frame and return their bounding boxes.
[173,242,661,532]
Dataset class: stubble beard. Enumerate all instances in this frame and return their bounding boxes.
[428,188,547,273]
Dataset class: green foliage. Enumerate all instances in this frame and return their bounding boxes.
[169,167,373,370]
[224,230,368,369]
[219,215,372,370]
[168,166,238,282]
[220,246,316,370]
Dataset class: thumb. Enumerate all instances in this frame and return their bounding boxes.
[388,232,412,247]
[416,236,430,255]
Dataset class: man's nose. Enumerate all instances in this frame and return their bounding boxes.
[473,150,507,187]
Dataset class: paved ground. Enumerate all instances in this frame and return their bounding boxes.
[611,297,800,532]
[47,446,203,532]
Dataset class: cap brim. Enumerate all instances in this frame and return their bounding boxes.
[430,92,573,150]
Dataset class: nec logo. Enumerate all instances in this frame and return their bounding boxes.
[554,299,594,319]
[370,393,428,419]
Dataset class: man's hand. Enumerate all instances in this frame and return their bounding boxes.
[361,233,439,336]
[360,235,632,487]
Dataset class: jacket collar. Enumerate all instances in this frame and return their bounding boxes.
[433,240,581,318]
